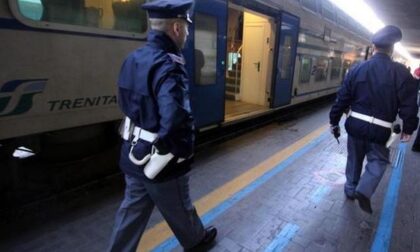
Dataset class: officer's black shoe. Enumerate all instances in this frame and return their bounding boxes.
[345,191,355,200]
[355,192,373,214]
[185,226,217,252]
[412,145,420,152]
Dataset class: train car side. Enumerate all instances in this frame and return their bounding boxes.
[0,0,146,140]
[0,0,410,159]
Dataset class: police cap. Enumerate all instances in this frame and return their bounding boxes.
[372,25,402,47]
[142,0,193,24]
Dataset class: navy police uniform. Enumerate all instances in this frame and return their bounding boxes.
[412,68,420,152]
[108,1,210,251]
[329,25,419,211]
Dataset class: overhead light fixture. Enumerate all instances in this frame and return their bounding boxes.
[328,0,420,68]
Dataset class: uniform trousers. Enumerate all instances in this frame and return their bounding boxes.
[108,173,205,252]
[344,135,390,198]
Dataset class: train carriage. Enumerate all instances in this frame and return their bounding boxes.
[0,0,395,157]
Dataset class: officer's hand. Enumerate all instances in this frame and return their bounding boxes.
[153,138,170,155]
[330,125,340,138]
[400,133,411,142]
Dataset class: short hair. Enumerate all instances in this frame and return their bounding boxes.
[374,44,393,54]
[149,18,178,32]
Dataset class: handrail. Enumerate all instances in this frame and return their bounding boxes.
[234,45,243,99]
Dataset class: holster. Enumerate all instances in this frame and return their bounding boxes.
[143,152,175,179]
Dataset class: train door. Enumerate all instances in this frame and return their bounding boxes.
[271,12,299,108]
[184,0,227,128]
[224,5,275,122]
[241,13,267,106]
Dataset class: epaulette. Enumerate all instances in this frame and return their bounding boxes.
[168,53,185,65]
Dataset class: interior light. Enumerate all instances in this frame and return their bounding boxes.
[328,0,420,67]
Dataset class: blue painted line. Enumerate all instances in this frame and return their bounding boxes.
[371,143,407,252]
[151,131,330,251]
[265,223,300,252]
[310,185,331,204]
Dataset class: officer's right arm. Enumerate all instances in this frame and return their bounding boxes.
[398,74,419,135]
[117,55,139,119]
[154,71,189,153]
[329,70,353,126]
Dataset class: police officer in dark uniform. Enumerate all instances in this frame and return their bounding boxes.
[108,0,217,251]
[329,25,419,214]
[412,66,420,152]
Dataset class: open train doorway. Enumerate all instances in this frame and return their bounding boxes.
[224,4,276,122]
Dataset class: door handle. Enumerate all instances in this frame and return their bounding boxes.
[254,62,260,72]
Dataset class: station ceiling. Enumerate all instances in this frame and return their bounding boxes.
[365,0,420,59]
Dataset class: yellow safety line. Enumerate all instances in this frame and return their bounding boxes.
[137,124,329,251]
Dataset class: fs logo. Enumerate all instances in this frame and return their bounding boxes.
[0,79,47,117]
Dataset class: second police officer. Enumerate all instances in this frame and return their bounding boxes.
[412,65,420,152]
[329,25,419,214]
[108,0,217,251]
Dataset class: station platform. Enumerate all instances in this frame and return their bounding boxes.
[1,103,419,252]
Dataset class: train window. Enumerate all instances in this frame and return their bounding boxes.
[314,56,329,82]
[299,55,312,84]
[16,0,43,20]
[194,13,217,85]
[330,57,341,80]
[357,25,370,39]
[111,0,147,33]
[15,0,148,34]
[336,11,348,28]
[321,0,335,22]
[279,35,293,80]
[349,20,361,35]
[301,0,318,13]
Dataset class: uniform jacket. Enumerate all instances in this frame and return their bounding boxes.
[117,30,194,180]
[330,53,419,145]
